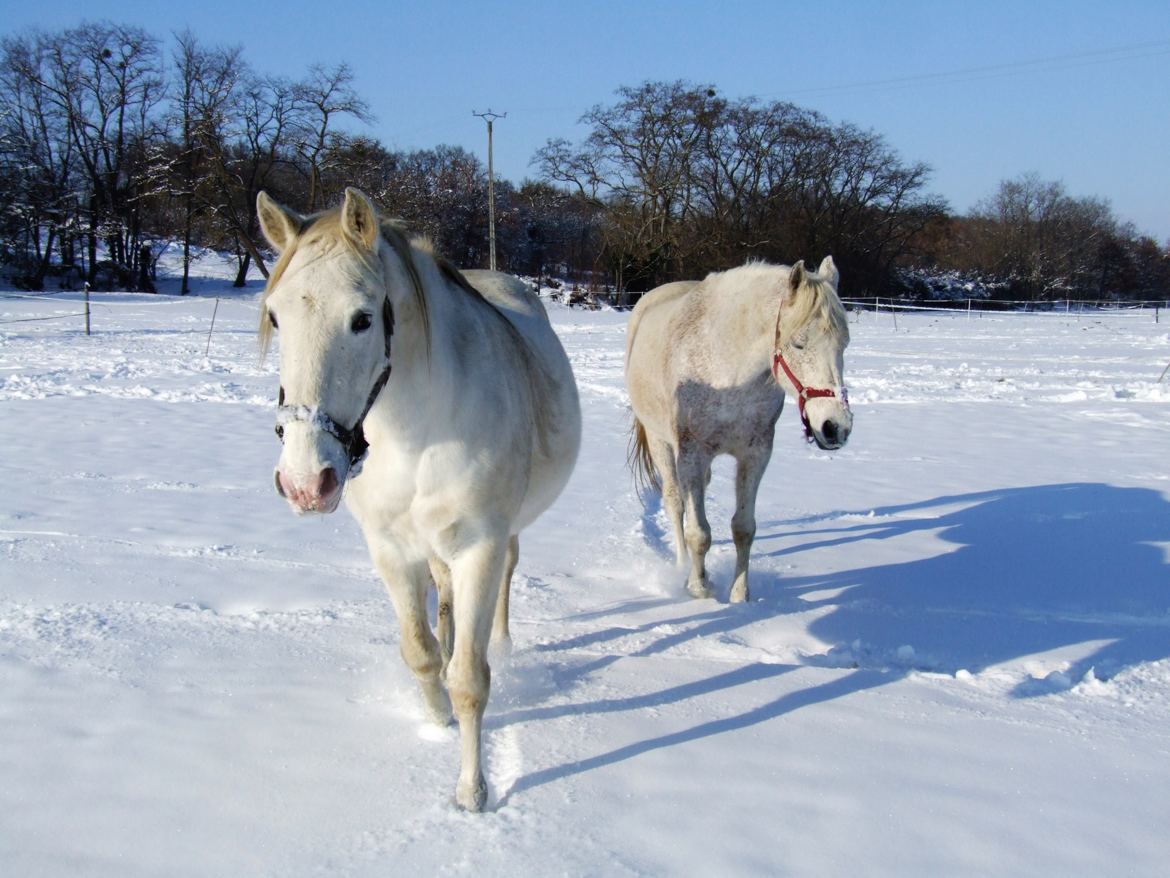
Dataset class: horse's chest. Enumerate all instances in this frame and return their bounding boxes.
[675,379,782,450]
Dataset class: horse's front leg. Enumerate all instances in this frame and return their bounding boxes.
[730,443,771,603]
[371,542,451,725]
[677,444,714,599]
[446,536,509,811]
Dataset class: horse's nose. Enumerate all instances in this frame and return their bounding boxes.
[820,419,850,449]
[275,466,341,512]
[822,420,839,446]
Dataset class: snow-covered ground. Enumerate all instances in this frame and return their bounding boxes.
[2,252,1169,876]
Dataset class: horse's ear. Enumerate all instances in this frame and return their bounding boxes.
[818,255,839,288]
[256,191,301,253]
[788,260,806,294]
[342,187,380,250]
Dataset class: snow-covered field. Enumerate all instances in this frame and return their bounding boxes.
[2,252,1169,877]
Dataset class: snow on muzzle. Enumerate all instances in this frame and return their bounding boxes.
[272,407,353,515]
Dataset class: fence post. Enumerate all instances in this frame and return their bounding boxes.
[205,297,220,357]
[84,282,91,336]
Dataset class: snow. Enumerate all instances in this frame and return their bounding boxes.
[2,253,1169,876]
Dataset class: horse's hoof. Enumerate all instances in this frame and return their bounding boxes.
[455,774,488,812]
[422,686,453,726]
[428,706,454,727]
[686,580,713,599]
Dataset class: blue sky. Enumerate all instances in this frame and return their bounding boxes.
[8,0,1170,240]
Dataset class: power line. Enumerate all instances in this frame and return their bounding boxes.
[768,38,1170,99]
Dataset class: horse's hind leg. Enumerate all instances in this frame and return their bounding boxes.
[427,554,454,676]
[649,437,686,567]
[373,542,451,725]
[730,443,771,603]
[490,535,518,660]
[677,443,714,599]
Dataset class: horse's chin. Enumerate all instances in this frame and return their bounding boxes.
[287,492,343,516]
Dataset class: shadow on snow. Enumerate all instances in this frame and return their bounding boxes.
[767,482,1170,690]
[497,482,1169,803]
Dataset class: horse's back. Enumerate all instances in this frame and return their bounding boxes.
[461,269,581,530]
[625,280,705,444]
[626,279,701,371]
[462,270,548,329]
[627,280,698,355]
[461,269,574,394]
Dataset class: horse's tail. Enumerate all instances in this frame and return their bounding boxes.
[628,416,661,497]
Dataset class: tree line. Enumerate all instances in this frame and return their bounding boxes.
[2,22,1167,301]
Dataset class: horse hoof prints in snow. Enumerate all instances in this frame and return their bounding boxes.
[626,258,851,603]
[257,188,581,811]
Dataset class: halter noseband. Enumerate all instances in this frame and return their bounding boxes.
[274,298,395,472]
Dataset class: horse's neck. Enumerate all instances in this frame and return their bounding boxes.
[699,279,779,377]
[384,249,491,400]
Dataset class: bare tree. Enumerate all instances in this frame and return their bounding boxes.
[537,81,720,289]
[971,174,1117,299]
[169,30,230,293]
[536,80,944,293]
[43,22,165,286]
[293,63,373,212]
[0,33,78,288]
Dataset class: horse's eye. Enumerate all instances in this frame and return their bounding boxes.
[268,310,278,330]
[351,312,373,333]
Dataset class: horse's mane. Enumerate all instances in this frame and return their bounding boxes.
[781,266,849,344]
[386,226,564,458]
[716,261,848,343]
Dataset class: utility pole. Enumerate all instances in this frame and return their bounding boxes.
[472,109,506,271]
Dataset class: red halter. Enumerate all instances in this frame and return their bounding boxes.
[772,349,848,443]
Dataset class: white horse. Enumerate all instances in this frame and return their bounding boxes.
[625,259,851,603]
[256,188,581,811]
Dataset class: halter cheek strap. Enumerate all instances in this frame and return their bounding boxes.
[274,298,395,473]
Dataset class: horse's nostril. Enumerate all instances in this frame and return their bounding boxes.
[822,421,839,445]
[319,467,339,498]
[274,470,287,498]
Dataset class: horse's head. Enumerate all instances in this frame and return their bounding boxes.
[772,256,852,451]
[257,188,399,514]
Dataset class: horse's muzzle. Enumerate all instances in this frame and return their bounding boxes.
[809,414,856,449]
[274,465,342,514]
[813,418,851,451]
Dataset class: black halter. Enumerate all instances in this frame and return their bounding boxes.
[274,298,395,473]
